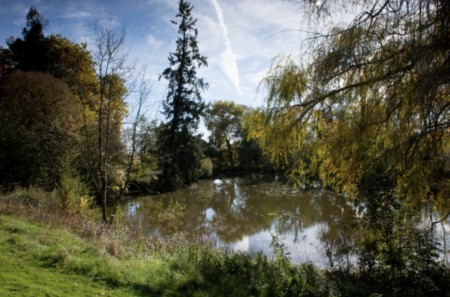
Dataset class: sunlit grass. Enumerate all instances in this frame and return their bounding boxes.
[0,215,149,296]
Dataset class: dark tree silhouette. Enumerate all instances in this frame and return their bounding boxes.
[159,0,208,190]
[7,6,49,72]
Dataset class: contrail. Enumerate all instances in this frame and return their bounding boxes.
[210,0,243,95]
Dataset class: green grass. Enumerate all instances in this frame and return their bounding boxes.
[0,214,337,297]
[0,215,153,296]
[0,253,135,296]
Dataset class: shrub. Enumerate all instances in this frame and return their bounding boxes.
[53,173,93,213]
[165,247,340,297]
[4,187,44,207]
[200,158,213,178]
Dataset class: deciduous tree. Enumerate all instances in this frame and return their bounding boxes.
[0,71,80,189]
[247,0,449,204]
[88,24,130,223]
[205,101,244,169]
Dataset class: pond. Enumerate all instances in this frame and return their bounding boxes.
[122,176,449,268]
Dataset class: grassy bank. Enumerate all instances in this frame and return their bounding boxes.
[0,188,448,297]
[0,215,140,296]
[0,187,337,297]
[0,214,341,297]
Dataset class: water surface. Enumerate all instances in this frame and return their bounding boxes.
[122,176,449,267]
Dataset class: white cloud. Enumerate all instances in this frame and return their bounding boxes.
[210,0,242,95]
[63,10,93,19]
[146,33,165,49]
[188,0,305,106]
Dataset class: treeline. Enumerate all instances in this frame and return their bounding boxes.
[0,6,140,223]
[0,3,273,223]
[0,7,101,190]
[1,0,448,212]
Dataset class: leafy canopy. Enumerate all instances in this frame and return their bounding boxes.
[246,0,449,203]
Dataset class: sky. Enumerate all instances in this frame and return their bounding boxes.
[0,0,326,126]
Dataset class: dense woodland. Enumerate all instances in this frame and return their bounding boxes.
[0,0,449,296]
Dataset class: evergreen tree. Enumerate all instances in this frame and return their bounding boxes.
[7,6,49,72]
[159,0,208,190]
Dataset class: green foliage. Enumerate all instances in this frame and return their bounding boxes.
[270,233,291,265]
[0,214,343,297]
[238,114,271,172]
[7,6,48,72]
[156,201,187,234]
[158,126,205,190]
[88,73,128,186]
[0,6,102,195]
[5,7,97,93]
[246,0,449,202]
[2,191,449,297]
[0,71,80,189]
[354,194,448,297]
[321,190,450,297]
[200,158,213,178]
[160,0,208,133]
[205,101,245,170]
[45,34,97,92]
[0,7,132,224]
[244,2,450,295]
[54,173,93,213]
[159,0,208,190]
[79,23,131,223]
[3,187,43,208]
[0,46,13,79]
[168,247,343,297]
[127,117,160,184]
[0,215,145,296]
[204,101,270,172]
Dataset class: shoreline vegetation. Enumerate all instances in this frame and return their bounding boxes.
[1,187,449,297]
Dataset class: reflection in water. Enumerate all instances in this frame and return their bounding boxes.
[205,207,215,221]
[122,176,449,268]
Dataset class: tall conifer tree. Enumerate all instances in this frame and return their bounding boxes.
[159,0,208,190]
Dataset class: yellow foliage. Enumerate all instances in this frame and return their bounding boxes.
[79,196,88,209]
[245,16,449,204]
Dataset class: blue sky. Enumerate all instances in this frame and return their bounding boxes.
[0,0,316,124]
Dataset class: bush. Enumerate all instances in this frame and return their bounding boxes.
[4,187,44,207]
[165,247,340,297]
[54,173,93,213]
[200,158,213,178]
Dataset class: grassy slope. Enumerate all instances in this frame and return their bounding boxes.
[0,213,332,297]
[0,215,149,297]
